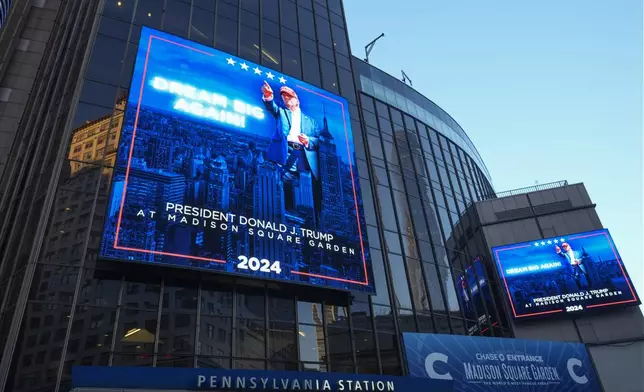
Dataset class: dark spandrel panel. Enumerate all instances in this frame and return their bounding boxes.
[397,309,416,333]
[298,324,325,362]
[241,0,260,13]
[156,355,194,367]
[236,318,265,358]
[197,357,231,368]
[158,313,196,354]
[235,359,266,370]
[114,309,158,353]
[199,316,232,356]
[190,9,215,46]
[122,280,161,310]
[269,362,298,371]
[134,0,163,28]
[355,333,378,374]
[433,313,451,334]
[112,353,154,367]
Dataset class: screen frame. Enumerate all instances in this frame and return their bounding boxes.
[96,26,374,294]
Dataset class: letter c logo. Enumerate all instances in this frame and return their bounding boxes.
[425,352,453,380]
[567,358,589,384]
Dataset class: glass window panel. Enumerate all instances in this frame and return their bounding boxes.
[416,312,435,333]
[85,35,126,86]
[315,15,332,48]
[434,314,451,334]
[215,16,238,54]
[122,281,160,310]
[200,288,233,317]
[302,362,327,372]
[297,301,324,325]
[239,27,260,63]
[134,0,163,28]
[103,0,135,21]
[392,190,412,236]
[320,58,338,93]
[405,258,430,311]
[280,0,298,30]
[197,357,231,368]
[387,254,412,309]
[261,0,279,21]
[218,1,239,20]
[236,318,265,358]
[199,316,232,356]
[423,261,447,313]
[331,23,349,55]
[440,266,462,315]
[190,8,214,45]
[298,7,315,38]
[383,230,401,254]
[325,303,349,328]
[115,309,157,353]
[350,301,372,331]
[298,324,326,362]
[112,353,153,367]
[162,284,197,312]
[235,359,266,369]
[355,330,378,374]
[240,10,260,29]
[301,50,321,86]
[326,327,353,369]
[377,333,401,375]
[282,42,301,79]
[236,291,265,320]
[158,313,196,354]
[164,0,190,36]
[262,33,281,68]
[268,296,295,322]
[269,322,296,362]
[241,0,259,13]
[194,0,216,11]
[369,251,391,306]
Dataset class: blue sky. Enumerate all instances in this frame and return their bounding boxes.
[344,1,643,303]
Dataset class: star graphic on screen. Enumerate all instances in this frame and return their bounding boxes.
[540,241,546,246]
[553,239,559,244]
[266,72,275,80]
[240,62,249,71]
[253,67,262,75]
[226,58,236,66]
[547,240,552,244]
[534,242,540,247]
[560,238,565,242]
[278,76,287,84]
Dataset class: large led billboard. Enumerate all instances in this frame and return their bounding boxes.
[492,229,639,319]
[456,258,499,335]
[99,27,374,293]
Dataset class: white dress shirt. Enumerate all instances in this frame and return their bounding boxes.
[287,108,302,144]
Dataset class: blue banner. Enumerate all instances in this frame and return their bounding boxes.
[403,333,601,392]
[492,228,639,319]
[71,366,443,391]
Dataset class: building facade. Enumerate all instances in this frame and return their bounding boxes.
[0,1,530,391]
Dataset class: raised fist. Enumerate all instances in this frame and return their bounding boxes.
[261,81,273,99]
[555,245,561,253]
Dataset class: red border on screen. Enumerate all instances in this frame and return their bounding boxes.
[494,231,638,319]
[112,34,370,286]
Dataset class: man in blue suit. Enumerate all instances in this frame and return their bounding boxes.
[262,81,321,218]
